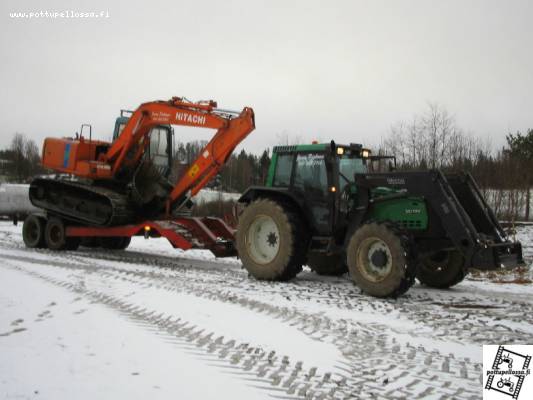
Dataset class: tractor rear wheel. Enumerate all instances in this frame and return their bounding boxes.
[346,222,416,298]
[307,252,348,276]
[22,214,46,248]
[416,250,465,288]
[45,217,68,251]
[236,199,308,281]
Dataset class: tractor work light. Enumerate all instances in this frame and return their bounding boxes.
[330,186,337,192]
[362,149,371,158]
[336,147,345,155]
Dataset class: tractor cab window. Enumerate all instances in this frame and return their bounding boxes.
[293,153,328,196]
[339,156,366,192]
[273,154,293,186]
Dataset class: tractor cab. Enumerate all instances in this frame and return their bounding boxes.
[112,110,174,178]
[263,141,403,235]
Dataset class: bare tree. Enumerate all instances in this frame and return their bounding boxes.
[275,130,302,146]
[24,138,41,178]
[10,133,26,181]
[383,102,482,170]
[8,133,42,182]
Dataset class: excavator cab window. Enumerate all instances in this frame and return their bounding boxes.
[147,126,173,177]
[112,116,130,142]
[115,123,126,139]
[112,115,173,177]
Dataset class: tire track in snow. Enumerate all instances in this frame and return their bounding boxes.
[62,246,533,347]
[3,261,361,400]
[3,226,532,399]
[3,252,482,399]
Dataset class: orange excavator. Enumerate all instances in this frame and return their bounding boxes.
[23,97,255,256]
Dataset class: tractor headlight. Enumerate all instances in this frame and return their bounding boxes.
[336,147,344,155]
[362,149,371,158]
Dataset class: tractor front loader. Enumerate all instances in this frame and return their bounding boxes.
[235,141,524,298]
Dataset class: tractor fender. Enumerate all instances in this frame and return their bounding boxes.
[238,186,305,207]
[236,186,307,220]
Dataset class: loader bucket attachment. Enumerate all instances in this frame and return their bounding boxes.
[445,172,524,269]
[355,170,524,271]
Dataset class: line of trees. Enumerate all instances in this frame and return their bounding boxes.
[0,133,43,182]
[2,107,532,221]
[173,140,271,193]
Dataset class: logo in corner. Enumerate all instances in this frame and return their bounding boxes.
[484,345,532,399]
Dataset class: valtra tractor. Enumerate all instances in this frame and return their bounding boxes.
[235,141,524,297]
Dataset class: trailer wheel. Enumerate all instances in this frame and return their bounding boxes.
[307,252,348,276]
[22,214,46,248]
[65,237,81,251]
[45,217,68,251]
[118,237,131,250]
[416,250,466,288]
[347,222,416,298]
[101,237,131,250]
[80,237,100,248]
[236,199,308,281]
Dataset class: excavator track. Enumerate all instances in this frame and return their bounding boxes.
[29,178,136,226]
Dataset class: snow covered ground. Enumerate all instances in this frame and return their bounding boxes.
[194,188,241,204]
[0,222,532,400]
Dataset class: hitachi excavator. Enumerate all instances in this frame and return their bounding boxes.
[22,97,255,256]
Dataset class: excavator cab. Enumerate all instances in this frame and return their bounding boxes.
[112,110,174,178]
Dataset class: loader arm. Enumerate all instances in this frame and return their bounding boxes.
[103,97,255,211]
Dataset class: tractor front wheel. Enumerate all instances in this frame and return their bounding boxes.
[416,250,465,288]
[346,222,416,298]
[307,252,348,276]
[236,199,308,281]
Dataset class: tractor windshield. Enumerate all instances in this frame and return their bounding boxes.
[339,156,366,191]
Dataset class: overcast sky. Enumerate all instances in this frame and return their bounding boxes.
[1,0,532,153]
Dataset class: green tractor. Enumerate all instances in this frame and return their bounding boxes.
[235,141,524,297]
